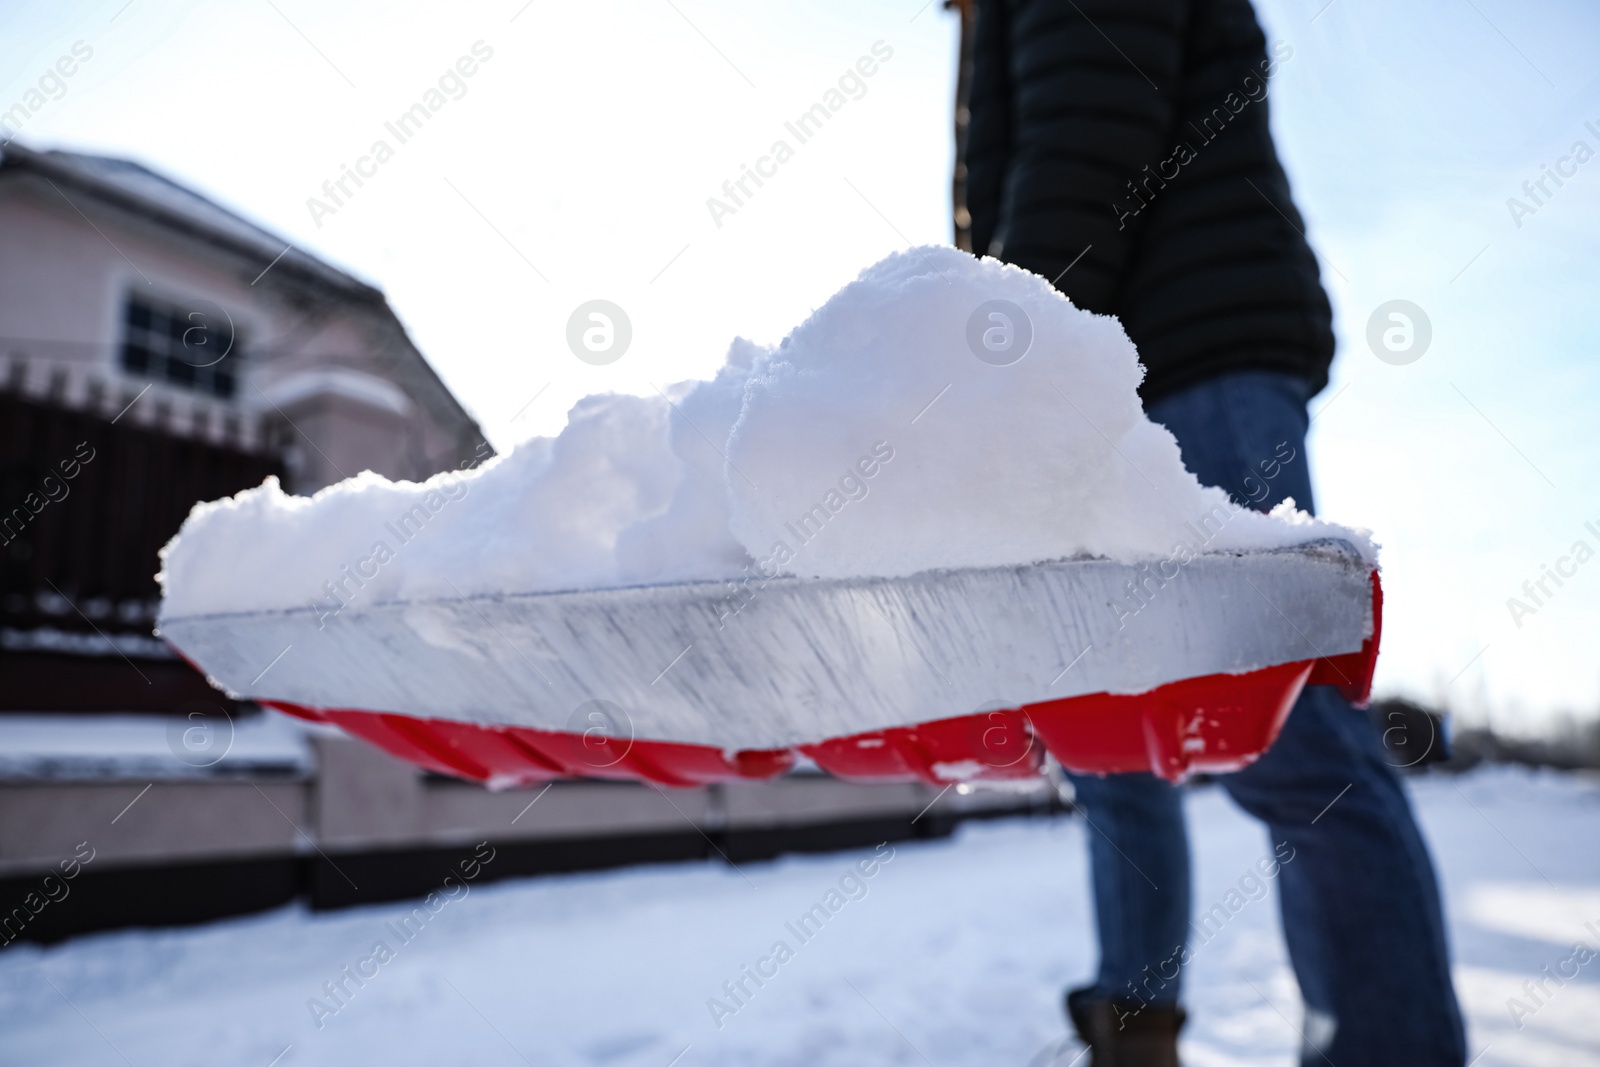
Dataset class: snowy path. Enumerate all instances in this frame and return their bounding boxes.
[1,765,1595,1066]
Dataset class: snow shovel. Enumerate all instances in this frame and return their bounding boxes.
[158,537,1379,788]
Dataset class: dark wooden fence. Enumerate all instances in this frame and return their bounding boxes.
[0,389,281,711]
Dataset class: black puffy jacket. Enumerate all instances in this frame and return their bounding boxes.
[964,0,1334,402]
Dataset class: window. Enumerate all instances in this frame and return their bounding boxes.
[120,296,241,399]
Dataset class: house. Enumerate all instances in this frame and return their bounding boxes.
[0,141,484,490]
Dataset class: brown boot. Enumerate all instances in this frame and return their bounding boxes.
[1066,988,1185,1067]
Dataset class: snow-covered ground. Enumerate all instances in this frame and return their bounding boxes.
[1,765,1595,1066]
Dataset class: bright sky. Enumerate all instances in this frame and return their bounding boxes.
[3,0,1597,731]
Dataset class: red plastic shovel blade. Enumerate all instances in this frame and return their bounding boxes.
[1025,660,1315,783]
[801,708,1044,786]
[266,700,794,788]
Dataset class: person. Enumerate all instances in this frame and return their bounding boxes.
[961,1,1468,1064]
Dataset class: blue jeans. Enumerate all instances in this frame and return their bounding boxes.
[1067,371,1466,1066]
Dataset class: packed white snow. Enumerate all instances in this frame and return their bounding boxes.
[724,246,1369,577]
[1,767,1593,1067]
[159,246,1372,618]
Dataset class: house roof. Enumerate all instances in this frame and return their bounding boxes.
[0,141,380,302]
